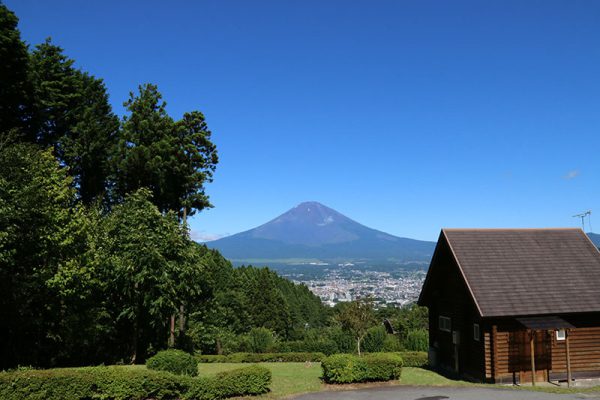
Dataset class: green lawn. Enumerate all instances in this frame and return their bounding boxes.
[198,363,473,398]
[198,362,600,399]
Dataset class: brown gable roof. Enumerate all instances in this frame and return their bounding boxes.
[441,228,600,317]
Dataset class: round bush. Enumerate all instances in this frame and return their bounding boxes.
[146,349,199,376]
[321,354,367,383]
[363,353,403,381]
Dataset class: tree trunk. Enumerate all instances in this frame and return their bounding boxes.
[131,316,138,364]
[357,337,361,356]
[168,315,175,347]
[179,304,185,335]
[175,208,188,347]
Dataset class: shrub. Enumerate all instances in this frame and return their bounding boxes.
[321,353,403,384]
[287,338,339,355]
[0,364,272,400]
[404,329,429,352]
[327,327,356,353]
[363,326,388,353]
[196,352,324,363]
[246,327,275,353]
[184,365,271,400]
[196,354,228,363]
[382,335,403,352]
[363,353,403,381]
[147,349,199,376]
[321,354,366,384]
[399,351,428,367]
[0,366,190,400]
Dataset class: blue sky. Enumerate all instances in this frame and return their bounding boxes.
[7,0,600,241]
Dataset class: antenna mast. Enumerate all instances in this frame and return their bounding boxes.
[573,210,591,231]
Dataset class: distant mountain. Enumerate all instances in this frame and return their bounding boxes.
[205,201,436,265]
[587,232,600,247]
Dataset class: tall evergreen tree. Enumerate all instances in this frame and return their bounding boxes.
[114,84,218,216]
[29,39,80,147]
[0,4,32,135]
[28,40,119,203]
[62,72,119,204]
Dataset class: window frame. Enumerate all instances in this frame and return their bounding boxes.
[439,315,451,332]
[556,329,566,341]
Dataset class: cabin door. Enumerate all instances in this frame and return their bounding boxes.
[510,330,551,383]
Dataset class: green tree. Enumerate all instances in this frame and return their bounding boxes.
[60,72,119,204]
[28,39,80,146]
[114,84,218,216]
[362,325,388,353]
[27,39,119,204]
[246,327,275,353]
[173,111,218,217]
[236,266,292,337]
[0,141,82,368]
[0,4,32,135]
[99,189,204,363]
[404,329,429,352]
[336,298,376,356]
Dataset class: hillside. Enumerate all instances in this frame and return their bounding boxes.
[205,201,435,265]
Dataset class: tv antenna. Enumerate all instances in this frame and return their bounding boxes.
[573,210,592,231]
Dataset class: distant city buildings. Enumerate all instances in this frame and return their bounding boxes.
[281,264,427,308]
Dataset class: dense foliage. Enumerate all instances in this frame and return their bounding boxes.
[321,353,403,384]
[0,365,270,400]
[147,349,199,377]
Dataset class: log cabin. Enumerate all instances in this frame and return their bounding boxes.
[418,228,600,386]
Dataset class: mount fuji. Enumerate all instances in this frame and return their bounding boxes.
[205,201,435,265]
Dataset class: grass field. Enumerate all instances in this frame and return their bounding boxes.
[198,363,473,398]
[198,362,600,399]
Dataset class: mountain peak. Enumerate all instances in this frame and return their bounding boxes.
[206,202,436,263]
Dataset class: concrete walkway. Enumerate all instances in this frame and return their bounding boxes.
[293,386,600,400]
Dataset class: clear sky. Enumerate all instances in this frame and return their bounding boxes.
[7,0,600,241]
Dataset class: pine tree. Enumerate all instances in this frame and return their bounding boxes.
[0,4,32,135]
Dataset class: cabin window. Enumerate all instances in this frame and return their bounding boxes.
[473,323,480,341]
[556,329,566,341]
[439,316,451,332]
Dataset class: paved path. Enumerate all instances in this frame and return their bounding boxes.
[293,386,600,400]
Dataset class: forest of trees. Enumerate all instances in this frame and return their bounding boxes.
[0,4,428,371]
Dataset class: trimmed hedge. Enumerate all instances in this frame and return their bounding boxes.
[147,349,199,376]
[184,365,271,400]
[0,364,270,400]
[398,351,428,367]
[363,353,403,381]
[0,366,189,400]
[197,352,325,363]
[321,353,403,384]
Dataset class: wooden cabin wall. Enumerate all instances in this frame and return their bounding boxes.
[551,327,600,375]
[486,314,600,383]
[425,238,485,381]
